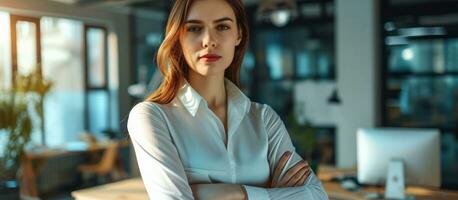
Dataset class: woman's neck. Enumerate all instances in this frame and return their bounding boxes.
[187,73,226,109]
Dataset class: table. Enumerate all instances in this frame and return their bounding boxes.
[318,166,458,200]
[19,139,129,199]
[72,178,148,200]
[72,166,458,200]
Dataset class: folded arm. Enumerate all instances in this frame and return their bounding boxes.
[238,105,328,200]
[191,163,323,200]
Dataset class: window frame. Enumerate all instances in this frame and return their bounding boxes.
[10,14,45,145]
[82,24,111,132]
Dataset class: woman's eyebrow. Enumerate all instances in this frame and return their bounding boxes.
[184,17,234,24]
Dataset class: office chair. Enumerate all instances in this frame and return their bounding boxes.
[78,142,124,184]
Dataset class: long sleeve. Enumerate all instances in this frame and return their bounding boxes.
[243,105,329,200]
[127,102,195,200]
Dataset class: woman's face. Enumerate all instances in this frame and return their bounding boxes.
[179,0,241,78]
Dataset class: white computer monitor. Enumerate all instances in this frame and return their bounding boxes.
[357,128,441,188]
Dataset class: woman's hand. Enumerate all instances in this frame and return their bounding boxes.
[268,151,312,188]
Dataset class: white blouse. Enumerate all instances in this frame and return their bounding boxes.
[127,79,328,200]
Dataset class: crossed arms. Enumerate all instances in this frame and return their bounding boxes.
[190,151,313,200]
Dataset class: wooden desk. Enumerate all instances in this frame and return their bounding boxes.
[72,166,458,200]
[19,139,129,199]
[72,178,147,200]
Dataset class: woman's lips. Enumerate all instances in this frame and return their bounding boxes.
[200,57,221,62]
[199,54,221,62]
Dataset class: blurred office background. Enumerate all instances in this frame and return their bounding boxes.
[0,0,457,199]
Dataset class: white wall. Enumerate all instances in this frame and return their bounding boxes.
[335,0,380,167]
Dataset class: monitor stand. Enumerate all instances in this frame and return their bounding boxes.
[385,159,406,199]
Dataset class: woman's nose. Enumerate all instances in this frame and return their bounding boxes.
[202,30,217,48]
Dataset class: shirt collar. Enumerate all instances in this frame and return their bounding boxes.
[177,78,251,117]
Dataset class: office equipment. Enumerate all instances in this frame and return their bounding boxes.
[357,128,440,198]
[318,166,458,200]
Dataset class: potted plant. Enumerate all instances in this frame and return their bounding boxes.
[0,68,52,199]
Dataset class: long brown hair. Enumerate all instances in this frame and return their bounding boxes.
[145,0,249,104]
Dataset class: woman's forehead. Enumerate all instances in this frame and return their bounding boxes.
[185,0,236,22]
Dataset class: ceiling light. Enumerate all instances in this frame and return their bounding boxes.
[257,0,298,27]
[270,9,291,27]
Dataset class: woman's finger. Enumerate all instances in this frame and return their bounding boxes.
[296,168,312,186]
[278,161,308,186]
[284,166,308,187]
[271,151,292,187]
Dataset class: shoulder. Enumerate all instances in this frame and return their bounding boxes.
[127,101,170,126]
[127,101,174,138]
[251,102,284,128]
[130,101,160,113]
[248,102,278,120]
[129,101,174,116]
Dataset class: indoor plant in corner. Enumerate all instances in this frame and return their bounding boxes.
[0,68,52,199]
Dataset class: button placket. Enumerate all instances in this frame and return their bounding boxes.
[227,142,237,183]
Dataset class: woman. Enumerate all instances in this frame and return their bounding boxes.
[127,0,328,199]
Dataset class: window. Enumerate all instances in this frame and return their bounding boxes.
[84,25,110,136]
[0,12,11,89]
[381,0,458,189]
[0,13,117,149]
[251,28,334,83]
[10,15,44,146]
[385,39,458,128]
[0,11,11,157]
[86,27,107,88]
[41,17,85,147]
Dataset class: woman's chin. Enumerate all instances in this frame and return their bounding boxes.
[194,66,227,77]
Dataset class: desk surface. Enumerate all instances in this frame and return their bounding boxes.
[319,166,458,200]
[72,166,458,200]
[72,178,148,200]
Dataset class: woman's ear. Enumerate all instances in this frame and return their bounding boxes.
[236,30,242,46]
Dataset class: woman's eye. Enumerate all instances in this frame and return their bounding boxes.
[217,25,230,31]
[187,26,202,32]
